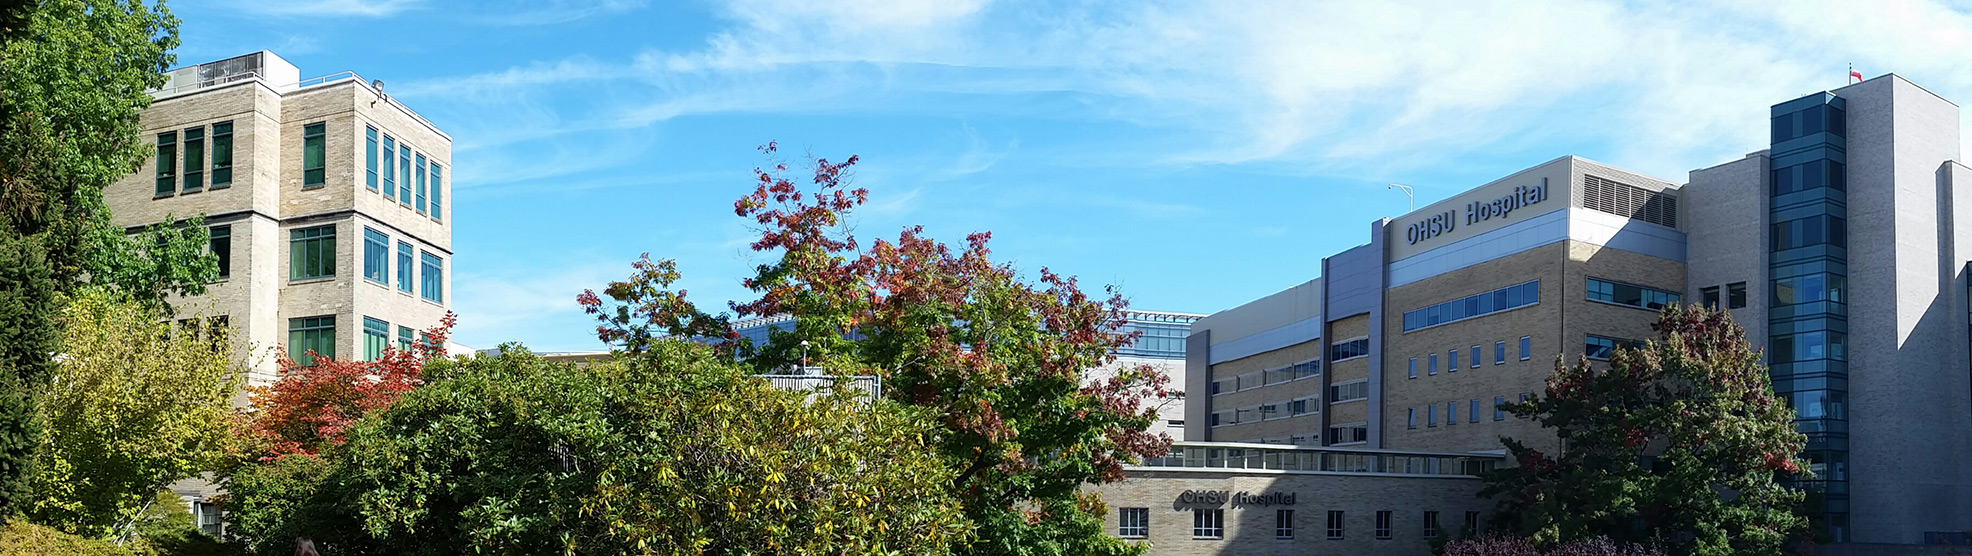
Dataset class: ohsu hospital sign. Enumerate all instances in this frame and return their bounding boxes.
[1404,178,1551,245]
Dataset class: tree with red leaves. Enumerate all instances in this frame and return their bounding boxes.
[235,313,456,460]
[580,143,1172,555]
[1482,304,1809,555]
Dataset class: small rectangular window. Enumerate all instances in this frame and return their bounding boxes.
[1445,402,1456,426]
[1495,396,1507,420]
[287,315,335,366]
[1465,511,1481,535]
[396,241,414,293]
[381,135,397,200]
[397,325,413,352]
[211,121,233,187]
[420,251,444,303]
[1327,510,1345,540]
[1470,399,1479,423]
[289,225,336,280]
[182,127,205,192]
[1587,335,1633,361]
[399,144,413,204]
[1519,336,1531,360]
[1427,404,1437,427]
[1728,281,1748,309]
[1448,349,1458,372]
[365,126,379,190]
[302,122,326,187]
[1428,353,1438,375]
[1409,357,1417,379]
[363,317,389,361]
[430,163,443,222]
[1407,408,1416,429]
[195,501,223,537]
[1702,286,1721,309]
[1424,511,1440,538]
[1470,345,1480,368]
[1495,341,1506,364]
[208,225,231,279]
[1375,510,1392,539]
[155,132,176,195]
[1117,507,1148,538]
[1276,509,1294,539]
[363,228,389,284]
[1192,508,1223,539]
[415,153,428,214]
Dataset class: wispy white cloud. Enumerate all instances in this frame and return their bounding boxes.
[226,0,420,17]
[470,0,651,26]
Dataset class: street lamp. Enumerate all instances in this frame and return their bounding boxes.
[800,340,810,373]
[1388,183,1415,213]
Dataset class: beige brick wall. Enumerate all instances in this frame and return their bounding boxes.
[1203,342,1322,442]
[1087,469,1493,555]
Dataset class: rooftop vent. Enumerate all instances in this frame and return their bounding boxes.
[1583,174,1677,229]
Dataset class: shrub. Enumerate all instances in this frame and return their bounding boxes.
[1442,535,1664,556]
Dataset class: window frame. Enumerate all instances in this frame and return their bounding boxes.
[396,241,414,293]
[288,225,337,281]
[1408,357,1417,379]
[365,125,380,191]
[1326,510,1345,540]
[1494,396,1507,420]
[1192,508,1224,539]
[302,122,326,187]
[155,131,177,195]
[211,121,233,187]
[363,317,389,361]
[1727,281,1748,309]
[1117,507,1148,538]
[1519,336,1531,360]
[1275,508,1294,539]
[414,153,428,214]
[397,325,413,352]
[363,228,390,284]
[381,135,397,200]
[429,162,443,222]
[419,251,444,303]
[1375,510,1393,540]
[287,315,335,366]
[398,144,413,205]
[1470,345,1481,368]
[1424,510,1440,538]
[182,126,205,193]
[209,225,231,279]
[1495,340,1506,364]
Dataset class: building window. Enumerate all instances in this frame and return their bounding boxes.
[382,135,397,201]
[420,251,444,303]
[1587,278,1680,310]
[1326,510,1344,540]
[1465,511,1481,535]
[209,225,231,279]
[363,228,389,284]
[289,225,336,280]
[1771,330,1847,363]
[397,325,413,352]
[288,315,335,366]
[1424,511,1440,538]
[1519,336,1531,360]
[1428,353,1438,375]
[399,144,412,204]
[1702,285,1721,309]
[1727,281,1748,309]
[211,121,233,187]
[1329,338,1368,361]
[363,317,389,361]
[1771,216,1846,252]
[1401,280,1539,332]
[1470,399,1479,423]
[1470,345,1481,368]
[1445,402,1456,426]
[302,122,325,187]
[1427,404,1436,427]
[1329,380,1367,403]
[365,126,379,190]
[1375,510,1393,539]
[396,241,414,293]
[1772,273,1845,306]
[1585,335,1632,360]
[1771,157,1846,195]
[1117,508,1148,538]
[1495,341,1506,364]
[155,131,176,195]
[1276,509,1294,539]
[1408,358,1417,379]
[1192,508,1223,539]
[182,127,204,192]
[1448,349,1458,372]
[430,163,443,222]
[1328,424,1367,444]
[414,153,428,214]
[1494,396,1507,420]
[194,501,222,537]
[1407,408,1416,429]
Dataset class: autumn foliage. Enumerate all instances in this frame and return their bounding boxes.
[236,313,455,460]
[580,143,1172,554]
[1484,304,1809,555]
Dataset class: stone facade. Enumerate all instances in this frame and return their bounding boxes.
[1088,467,1493,555]
[107,52,453,385]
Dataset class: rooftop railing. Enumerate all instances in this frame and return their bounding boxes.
[1134,442,1503,477]
[757,374,881,400]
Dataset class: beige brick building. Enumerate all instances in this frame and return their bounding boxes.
[110,51,454,386]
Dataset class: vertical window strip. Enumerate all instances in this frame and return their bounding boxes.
[363,317,389,361]
[182,127,205,192]
[396,241,413,293]
[415,153,428,214]
[430,163,443,222]
[156,132,176,195]
[209,225,231,279]
[363,228,389,284]
[398,144,412,204]
[365,126,379,190]
[397,325,413,351]
[381,135,397,200]
[211,121,233,187]
[420,251,443,303]
[302,122,326,187]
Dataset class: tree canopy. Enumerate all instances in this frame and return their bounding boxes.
[1483,304,1810,556]
[579,143,1173,554]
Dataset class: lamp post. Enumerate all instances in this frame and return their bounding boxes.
[800,340,809,374]
[1388,183,1415,213]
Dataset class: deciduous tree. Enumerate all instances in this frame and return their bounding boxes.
[580,143,1173,555]
[1483,304,1809,555]
[234,314,454,461]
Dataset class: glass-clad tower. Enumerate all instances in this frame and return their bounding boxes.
[1767,93,1850,540]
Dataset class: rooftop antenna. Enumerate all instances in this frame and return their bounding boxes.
[1388,183,1415,213]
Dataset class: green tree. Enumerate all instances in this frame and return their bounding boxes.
[29,289,242,540]
[579,143,1173,555]
[225,343,969,555]
[0,0,195,516]
[1482,304,1809,555]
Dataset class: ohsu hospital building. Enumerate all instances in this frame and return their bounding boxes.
[1090,74,1972,554]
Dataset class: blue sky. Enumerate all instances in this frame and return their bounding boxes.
[173,0,1972,351]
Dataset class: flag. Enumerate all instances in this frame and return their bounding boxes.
[1851,69,1863,83]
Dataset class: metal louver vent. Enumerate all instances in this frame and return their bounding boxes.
[1583,174,1677,228]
